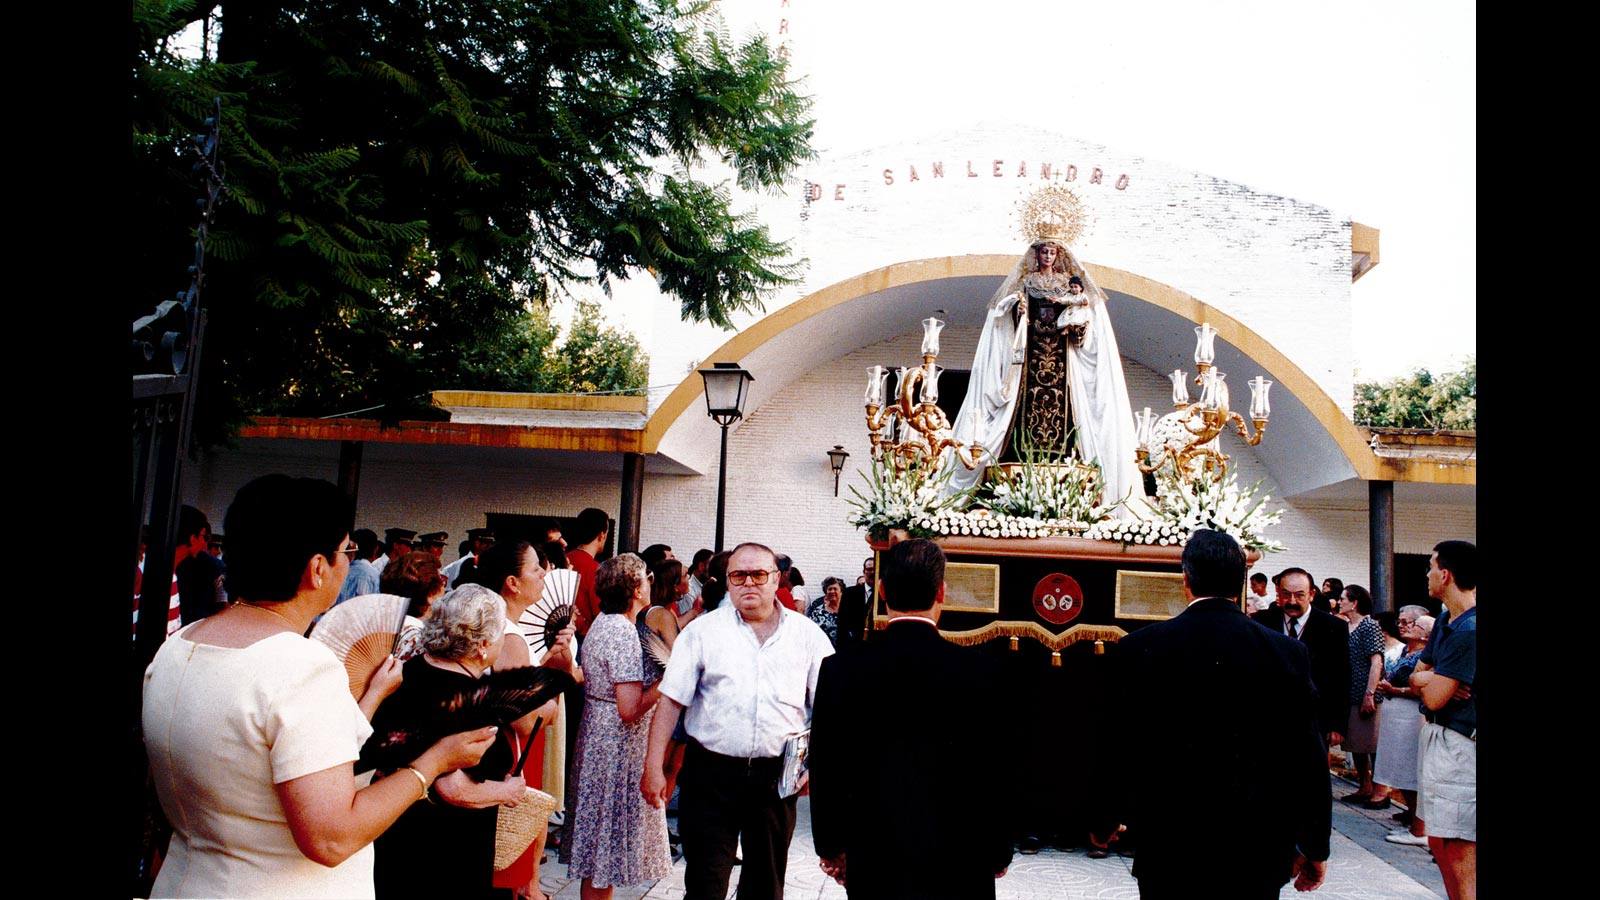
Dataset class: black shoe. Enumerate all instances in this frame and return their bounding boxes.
[1017,834,1044,855]
[1361,797,1393,811]
[1051,833,1078,852]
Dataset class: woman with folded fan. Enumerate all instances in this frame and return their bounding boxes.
[562,554,672,898]
[141,475,498,899]
[367,584,571,899]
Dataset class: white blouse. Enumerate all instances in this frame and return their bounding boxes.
[143,627,375,899]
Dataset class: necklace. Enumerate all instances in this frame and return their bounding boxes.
[240,602,300,631]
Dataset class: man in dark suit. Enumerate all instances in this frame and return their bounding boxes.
[1252,567,1352,745]
[810,539,1014,898]
[1093,530,1330,898]
[834,555,876,647]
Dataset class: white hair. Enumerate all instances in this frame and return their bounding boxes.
[420,584,507,660]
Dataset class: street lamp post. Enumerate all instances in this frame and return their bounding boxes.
[826,445,851,496]
[699,362,754,552]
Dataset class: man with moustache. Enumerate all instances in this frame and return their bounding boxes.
[1252,567,1351,746]
[642,541,834,900]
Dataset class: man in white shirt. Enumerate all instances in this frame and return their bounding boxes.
[1248,572,1272,611]
[643,541,835,900]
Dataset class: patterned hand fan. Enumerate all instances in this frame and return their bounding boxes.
[641,629,672,672]
[309,593,411,699]
[520,569,579,655]
[358,665,575,777]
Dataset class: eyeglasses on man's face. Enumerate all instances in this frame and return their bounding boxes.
[727,569,777,586]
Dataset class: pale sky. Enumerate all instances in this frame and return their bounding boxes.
[171,1,1475,382]
[735,0,1476,381]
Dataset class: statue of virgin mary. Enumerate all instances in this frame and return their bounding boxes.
[942,190,1150,518]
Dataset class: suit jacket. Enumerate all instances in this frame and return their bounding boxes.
[1097,597,1331,890]
[810,619,1014,899]
[1251,605,1351,738]
[835,582,873,648]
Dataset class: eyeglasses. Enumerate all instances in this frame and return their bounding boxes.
[727,569,777,586]
[1279,590,1312,600]
[336,543,359,559]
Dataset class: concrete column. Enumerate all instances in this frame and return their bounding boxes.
[1368,480,1394,614]
[617,452,645,553]
[337,440,363,506]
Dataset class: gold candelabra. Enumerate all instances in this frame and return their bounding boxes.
[863,317,986,473]
[1134,323,1272,483]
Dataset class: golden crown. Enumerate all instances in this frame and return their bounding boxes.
[1017,184,1090,248]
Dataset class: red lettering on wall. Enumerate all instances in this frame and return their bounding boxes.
[909,165,920,182]
[1090,167,1103,184]
[834,184,845,200]
[806,183,821,201]
[932,161,945,178]
[882,169,894,186]
[1040,163,1052,180]
[1016,161,1027,177]
[1064,164,1077,181]
[777,43,790,59]
[966,160,978,177]
[992,159,1004,177]
[778,19,788,34]
[1116,173,1130,190]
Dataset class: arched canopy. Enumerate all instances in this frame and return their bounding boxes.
[646,255,1471,498]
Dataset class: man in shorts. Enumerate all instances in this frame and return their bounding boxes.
[1410,540,1476,900]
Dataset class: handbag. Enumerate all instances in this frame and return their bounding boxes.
[493,721,560,872]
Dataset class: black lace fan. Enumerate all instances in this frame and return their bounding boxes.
[357,665,574,776]
[520,568,579,655]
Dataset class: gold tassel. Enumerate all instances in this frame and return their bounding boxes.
[1094,639,1105,655]
[1009,636,1019,652]
[1051,650,1061,667]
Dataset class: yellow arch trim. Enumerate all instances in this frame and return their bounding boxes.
[642,255,1464,484]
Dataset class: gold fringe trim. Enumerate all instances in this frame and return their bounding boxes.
[940,620,1127,651]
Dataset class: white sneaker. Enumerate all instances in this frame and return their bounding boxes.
[1384,830,1428,846]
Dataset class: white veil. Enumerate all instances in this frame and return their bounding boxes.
[942,243,1150,519]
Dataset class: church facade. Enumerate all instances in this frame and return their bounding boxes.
[187,127,1473,608]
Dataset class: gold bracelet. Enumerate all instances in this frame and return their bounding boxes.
[403,766,431,802]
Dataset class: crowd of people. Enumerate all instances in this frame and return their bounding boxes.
[138,474,1474,900]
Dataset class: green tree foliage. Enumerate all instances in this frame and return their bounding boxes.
[131,0,812,445]
[545,302,651,395]
[1353,358,1475,430]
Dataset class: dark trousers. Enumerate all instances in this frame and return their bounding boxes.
[679,740,799,900]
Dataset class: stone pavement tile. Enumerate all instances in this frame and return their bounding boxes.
[996,849,1139,899]
[1292,829,1442,899]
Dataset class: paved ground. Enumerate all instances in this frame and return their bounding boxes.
[534,775,1446,899]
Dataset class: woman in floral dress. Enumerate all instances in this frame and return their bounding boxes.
[561,553,671,898]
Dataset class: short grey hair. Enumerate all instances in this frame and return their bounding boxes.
[420,584,507,661]
[1398,604,1429,620]
[1415,615,1436,636]
[596,553,648,615]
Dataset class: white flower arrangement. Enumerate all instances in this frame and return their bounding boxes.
[845,455,977,541]
[1142,461,1286,552]
[845,440,1284,553]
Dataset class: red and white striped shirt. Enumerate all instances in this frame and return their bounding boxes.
[133,560,183,639]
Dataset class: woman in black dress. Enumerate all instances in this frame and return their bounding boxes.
[367,584,567,899]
